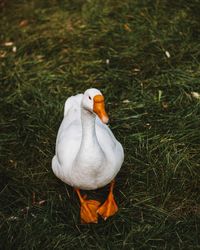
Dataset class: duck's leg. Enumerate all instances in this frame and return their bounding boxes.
[97,180,118,220]
[75,189,100,224]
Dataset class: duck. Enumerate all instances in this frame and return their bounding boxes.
[52,88,124,223]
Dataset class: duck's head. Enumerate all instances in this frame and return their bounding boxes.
[82,88,109,124]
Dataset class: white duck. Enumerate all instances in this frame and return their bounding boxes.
[52,88,124,223]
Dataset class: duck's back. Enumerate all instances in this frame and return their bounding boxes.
[64,94,83,117]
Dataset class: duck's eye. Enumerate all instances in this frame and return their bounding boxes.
[89,96,91,100]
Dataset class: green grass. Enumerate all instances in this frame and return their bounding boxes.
[1,0,200,249]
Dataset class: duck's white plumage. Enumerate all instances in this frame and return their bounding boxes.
[52,88,124,190]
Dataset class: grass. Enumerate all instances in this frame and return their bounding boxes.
[0,0,200,249]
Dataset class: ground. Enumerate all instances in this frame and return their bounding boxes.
[0,0,200,249]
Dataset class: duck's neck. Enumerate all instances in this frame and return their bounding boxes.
[80,108,97,147]
[75,107,105,170]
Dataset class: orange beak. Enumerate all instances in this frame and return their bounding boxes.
[93,95,109,124]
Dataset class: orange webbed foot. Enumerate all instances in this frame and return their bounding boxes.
[75,189,100,224]
[97,192,118,220]
[80,199,101,224]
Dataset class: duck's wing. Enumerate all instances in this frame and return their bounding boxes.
[96,117,124,164]
[56,93,83,153]
[95,118,124,184]
[53,94,83,183]
[96,116,116,142]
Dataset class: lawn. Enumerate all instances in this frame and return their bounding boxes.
[0,0,200,249]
